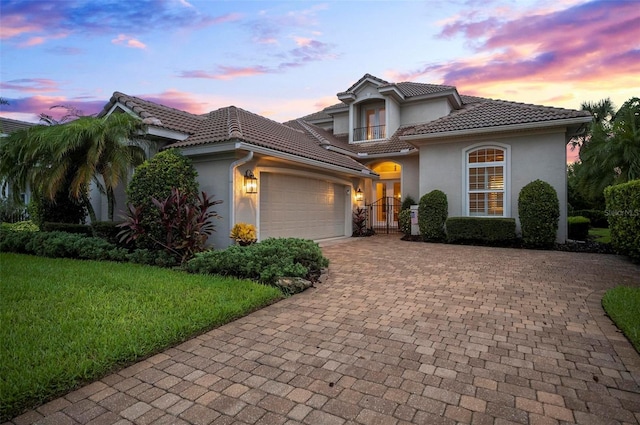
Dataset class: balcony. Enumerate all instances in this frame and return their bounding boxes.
[353,125,386,142]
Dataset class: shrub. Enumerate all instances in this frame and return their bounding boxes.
[126,149,199,247]
[92,221,125,245]
[352,207,371,237]
[398,209,411,236]
[41,222,92,235]
[401,195,416,211]
[446,217,516,245]
[567,216,590,241]
[186,238,329,287]
[605,179,640,262]
[418,190,448,242]
[572,209,608,228]
[518,180,559,248]
[119,188,222,265]
[230,223,257,245]
[0,220,38,232]
[0,230,128,261]
[28,190,87,227]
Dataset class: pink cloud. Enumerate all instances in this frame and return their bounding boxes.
[134,90,210,115]
[0,79,59,93]
[111,34,146,49]
[0,95,105,122]
[180,66,270,80]
[17,36,45,47]
[393,1,640,97]
[0,15,44,39]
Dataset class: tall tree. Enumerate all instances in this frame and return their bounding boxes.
[576,97,640,200]
[0,113,147,222]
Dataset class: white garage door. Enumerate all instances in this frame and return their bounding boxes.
[260,173,346,240]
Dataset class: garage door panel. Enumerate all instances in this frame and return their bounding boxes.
[260,173,346,240]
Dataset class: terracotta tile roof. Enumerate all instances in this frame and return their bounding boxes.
[98,92,204,134]
[0,117,36,134]
[387,81,456,97]
[167,107,369,173]
[402,97,592,137]
[288,120,416,157]
[338,73,389,96]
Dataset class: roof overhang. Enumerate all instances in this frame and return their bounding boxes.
[378,85,405,102]
[105,103,190,141]
[401,116,594,145]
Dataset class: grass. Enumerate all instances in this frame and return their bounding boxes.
[589,227,611,244]
[602,286,640,353]
[0,253,282,421]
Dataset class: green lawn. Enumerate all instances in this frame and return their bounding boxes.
[602,286,640,353]
[589,227,611,244]
[0,253,282,421]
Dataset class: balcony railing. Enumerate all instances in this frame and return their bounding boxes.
[353,125,386,141]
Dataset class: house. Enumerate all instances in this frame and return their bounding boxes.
[96,74,592,248]
[0,117,36,204]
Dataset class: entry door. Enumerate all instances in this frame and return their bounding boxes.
[374,181,401,225]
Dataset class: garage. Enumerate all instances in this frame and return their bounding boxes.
[260,172,347,240]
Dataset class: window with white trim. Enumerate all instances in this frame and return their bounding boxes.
[466,147,506,216]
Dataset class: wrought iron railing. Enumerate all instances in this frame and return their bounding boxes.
[353,125,386,141]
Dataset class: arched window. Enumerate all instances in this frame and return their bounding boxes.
[465,146,508,217]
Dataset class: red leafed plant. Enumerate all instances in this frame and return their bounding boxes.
[119,188,222,265]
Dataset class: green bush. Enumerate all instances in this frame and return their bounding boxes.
[605,180,640,262]
[401,195,416,211]
[418,190,448,242]
[518,180,560,248]
[126,149,199,247]
[446,217,516,245]
[0,220,38,232]
[186,238,329,288]
[0,228,183,266]
[41,222,92,234]
[92,221,125,245]
[398,209,411,236]
[568,216,590,241]
[0,198,28,223]
[573,209,607,228]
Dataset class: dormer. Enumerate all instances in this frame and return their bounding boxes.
[336,74,463,144]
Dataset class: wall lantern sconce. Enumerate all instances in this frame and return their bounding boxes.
[244,170,258,194]
[355,187,364,202]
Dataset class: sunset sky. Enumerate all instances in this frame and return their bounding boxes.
[1,0,638,156]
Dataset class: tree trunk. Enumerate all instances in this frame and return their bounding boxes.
[82,192,98,235]
[107,187,115,221]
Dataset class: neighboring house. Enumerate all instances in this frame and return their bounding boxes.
[0,117,36,204]
[96,74,592,248]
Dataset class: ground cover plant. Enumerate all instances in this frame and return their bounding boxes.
[0,253,282,421]
[602,286,640,353]
[589,227,611,244]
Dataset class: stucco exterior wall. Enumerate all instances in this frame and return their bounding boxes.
[400,99,452,126]
[332,112,349,135]
[417,130,568,242]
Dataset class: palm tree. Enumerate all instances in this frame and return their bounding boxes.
[0,113,147,222]
[576,97,640,200]
[571,98,616,150]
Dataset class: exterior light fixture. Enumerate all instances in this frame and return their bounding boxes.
[355,187,364,202]
[244,170,257,193]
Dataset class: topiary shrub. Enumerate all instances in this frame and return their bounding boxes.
[398,209,411,236]
[41,222,92,234]
[446,217,516,246]
[572,209,608,228]
[518,180,559,248]
[126,149,199,247]
[418,190,448,242]
[567,216,590,241]
[605,179,640,262]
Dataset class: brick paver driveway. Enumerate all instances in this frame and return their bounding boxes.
[9,236,640,425]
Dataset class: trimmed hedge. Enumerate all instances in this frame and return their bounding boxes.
[573,209,608,228]
[0,229,178,267]
[568,216,590,241]
[41,222,92,235]
[518,180,559,248]
[186,238,329,287]
[605,180,640,262]
[446,217,516,245]
[418,190,448,242]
